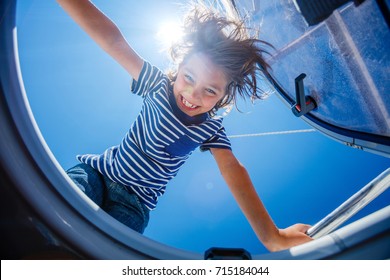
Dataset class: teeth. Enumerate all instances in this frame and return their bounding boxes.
[182,97,197,109]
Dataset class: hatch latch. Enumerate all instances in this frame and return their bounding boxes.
[292,73,317,117]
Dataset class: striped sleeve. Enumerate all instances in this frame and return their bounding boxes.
[131,61,164,98]
[200,126,232,151]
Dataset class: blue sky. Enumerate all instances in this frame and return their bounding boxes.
[16,0,389,255]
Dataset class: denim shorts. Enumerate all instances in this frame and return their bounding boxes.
[66,163,150,233]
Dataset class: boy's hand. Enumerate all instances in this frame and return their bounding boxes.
[270,223,313,252]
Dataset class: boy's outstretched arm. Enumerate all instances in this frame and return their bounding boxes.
[210,148,313,252]
[56,0,143,80]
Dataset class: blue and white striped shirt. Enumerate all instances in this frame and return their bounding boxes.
[77,61,231,210]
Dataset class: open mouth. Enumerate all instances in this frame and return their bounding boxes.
[181,96,198,110]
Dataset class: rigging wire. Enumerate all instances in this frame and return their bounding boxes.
[228,128,316,138]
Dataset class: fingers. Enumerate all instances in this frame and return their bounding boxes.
[293,224,314,241]
[293,223,312,233]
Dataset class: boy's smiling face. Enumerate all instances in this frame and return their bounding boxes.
[173,52,228,117]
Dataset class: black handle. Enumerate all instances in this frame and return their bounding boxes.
[292,73,317,117]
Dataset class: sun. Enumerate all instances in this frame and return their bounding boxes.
[156,20,184,48]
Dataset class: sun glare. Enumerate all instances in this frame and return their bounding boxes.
[156,21,184,49]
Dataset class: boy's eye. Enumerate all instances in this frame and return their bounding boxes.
[184,74,194,83]
[205,88,216,95]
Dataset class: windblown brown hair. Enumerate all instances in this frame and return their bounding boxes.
[168,2,273,116]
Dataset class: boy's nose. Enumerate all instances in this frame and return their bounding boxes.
[190,87,202,100]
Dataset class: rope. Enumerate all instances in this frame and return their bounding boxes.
[228,128,316,138]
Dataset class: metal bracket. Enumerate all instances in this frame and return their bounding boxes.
[292,73,317,117]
